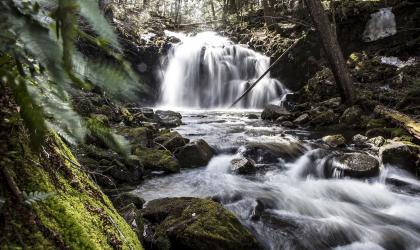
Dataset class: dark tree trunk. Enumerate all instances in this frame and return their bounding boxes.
[304,0,355,105]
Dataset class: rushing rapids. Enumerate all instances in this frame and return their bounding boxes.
[137,110,420,250]
[159,32,287,108]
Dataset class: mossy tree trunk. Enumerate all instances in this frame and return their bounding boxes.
[304,0,355,105]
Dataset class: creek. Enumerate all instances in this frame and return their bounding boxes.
[138,32,420,250]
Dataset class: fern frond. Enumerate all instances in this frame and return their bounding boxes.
[23,191,55,205]
[86,117,130,157]
[76,0,122,51]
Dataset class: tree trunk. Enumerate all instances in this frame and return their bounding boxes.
[304,0,355,105]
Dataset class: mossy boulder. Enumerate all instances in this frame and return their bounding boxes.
[322,134,346,147]
[174,140,216,168]
[379,141,420,176]
[112,192,145,210]
[310,110,337,127]
[134,148,180,173]
[154,130,189,152]
[141,197,259,250]
[118,126,153,148]
[340,105,363,126]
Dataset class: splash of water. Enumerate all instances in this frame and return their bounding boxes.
[159,31,287,108]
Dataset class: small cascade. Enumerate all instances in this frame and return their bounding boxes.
[159,31,287,108]
[363,8,397,42]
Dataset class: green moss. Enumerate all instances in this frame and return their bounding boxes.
[134,147,179,173]
[366,119,388,129]
[143,197,258,250]
[1,129,142,249]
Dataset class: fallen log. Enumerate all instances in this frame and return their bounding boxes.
[230,35,305,108]
[374,105,420,140]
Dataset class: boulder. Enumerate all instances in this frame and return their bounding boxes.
[247,114,259,119]
[112,192,145,210]
[379,142,419,175]
[310,110,337,126]
[230,158,256,174]
[134,148,180,173]
[174,139,216,168]
[322,134,346,147]
[367,136,386,147]
[281,121,296,128]
[328,153,380,178]
[340,105,363,125]
[244,142,306,163]
[352,134,368,145]
[141,197,259,250]
[139,107,154,119]
[154,130,189,152]
[293,113,310,124]
[261,104,290,120]
[154,110,182,128]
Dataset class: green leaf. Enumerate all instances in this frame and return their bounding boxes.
[76,0,122,51]
[23,191,55,205]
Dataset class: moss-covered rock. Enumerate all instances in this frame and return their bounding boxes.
[340,105,363,126]
[134,148,180,173]
[322,134,346,147]
[154,130,189,152]
[141,197,259,250]
[112,192,145,210]
[379,141,420,176]
[0,126,142,249]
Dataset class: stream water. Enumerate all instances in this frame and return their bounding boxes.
[138,32,420,250]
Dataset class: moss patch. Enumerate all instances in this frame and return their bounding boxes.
[0,119,142,249]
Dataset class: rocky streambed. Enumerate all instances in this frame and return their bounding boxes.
[134,109,420,250]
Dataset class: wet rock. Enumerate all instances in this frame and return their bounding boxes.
[141,197,259,250]
[293,113,310,124]
[261,104,290,120]
[340,105,363,125]
[322,134,346,147]
[247,114,259,119]
[134,148,180,173]
[138,107,154,119]
[379,142,419,175]
[105,157,143,184]
[281,121,296,128]
[244,142,306,163]
[112,192,145,210]
[352,134,368,145]
[329,153,380,178]
[154,110,182,128]
[230,158,256,174]
[367,136,386,147]
[154,130,189,152]
[174,139,216,168]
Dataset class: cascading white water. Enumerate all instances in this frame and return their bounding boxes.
[159,31,287,108]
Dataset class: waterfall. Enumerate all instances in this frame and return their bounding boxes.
[159,31,287,109]
[363,8,397,42]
